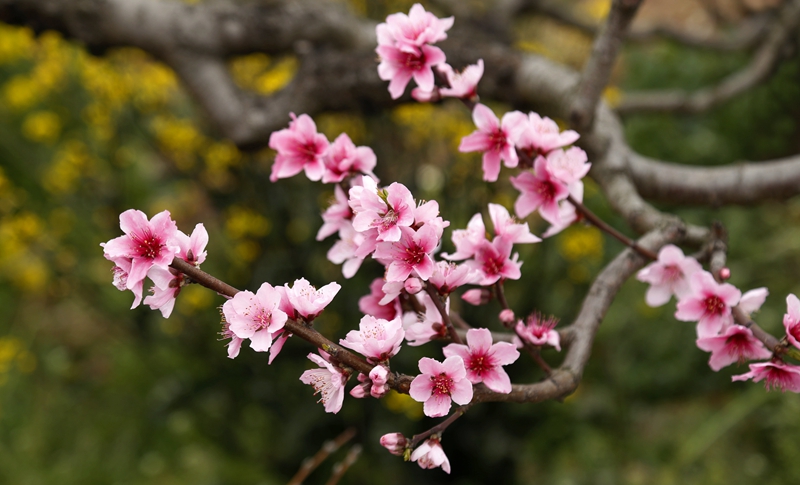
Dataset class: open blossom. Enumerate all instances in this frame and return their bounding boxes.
[675,271,741,338]
[465,236,522,286]
[381,3,453,51]
[542,182,583,238]
[443,212,486,261]
[515,312,561,350]
[326,223,366,279]
[637,244,702,307]
[374,225,438,282]
[459,104,527,182]
[510,156,570,224]
[284,278,341,321]
[412,60,484,101]
[340,315,405,363]
[322,133,377,184]
[268,113,329,182]
[145,223,209,318]
[696,325,772,371]
[300,351,348,413]
[222,283,288,352]
[219,320,244,359]
[488,203,541,244]
[429,261,479,295]
[376,40,446,100]
[732,361,800,393]
[783,293,800,349]
[351,178,415,243]
[443,328,519,393]
[410,438,451,474]
[359,278,401,320]
[409,356,473,417]
[546,147,591,186]
[515,111,579,157]
[101,209,179,308]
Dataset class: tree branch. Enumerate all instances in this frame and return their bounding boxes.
[616,0,800,115]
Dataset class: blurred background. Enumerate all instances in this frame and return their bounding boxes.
[2,0,800,483]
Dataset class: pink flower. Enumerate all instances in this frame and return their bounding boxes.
[465,237,522,286]
[783,293,800,349]
[369,365,390,398]
[461,288,489,306]
[284,278,341,321]
[326,223,366,279]
[732,361,800,392]
[222,283,288,352]
[299,351,348,413]
[546,147,591,186]
[359,278,400,320]
[412,60,484,101]
[409,356,473,417]
[443,328,519,393]
[268,113,329,182]
[429,261,479,295]
[542,182,583,238]
[351,178,415,242]
[459,104,527,182]
[376,43,446,99]
[317,185,353,241]
[515,111,579,157]
[637,244,702,307]
[321,133,377,184]
[675,271,741,337]
[374,225,438,282]
[488,203,541,244]
[340,315,405,363]
[515,312,560,350]
[219,320,244,359]
[740,287,768,314]
[101,209,179,308]
[380,433,408,456]
[443,212,487,261]
[144,223,210,318]
[410,438,451,474]
[510,156,570,223]
[380,4,453,51]
[403,293,449,346]
[696,325,773,371]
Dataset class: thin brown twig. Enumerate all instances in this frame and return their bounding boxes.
[324,445,362,485]
[288,428,357,485]
[424,284,462,344]
[409,405,471,448]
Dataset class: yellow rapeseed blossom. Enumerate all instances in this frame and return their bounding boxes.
[392,103,473,151]
[43,140,94,194]
[254,56,298,95]
[558,225,604,262]
[3,75,41,110]
[151,115,207,170]
[225,206,271,240]
[383,390,424,420]
[0,25,35,65]
[229,54,298,95]
[21,110,61,145]
[203,141,241,171]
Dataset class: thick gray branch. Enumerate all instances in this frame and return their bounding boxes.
[616,0,800,114]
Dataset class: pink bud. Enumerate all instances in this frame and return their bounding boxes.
[380,433,408,456]
[404,277,423,295]
[499,309,515,324]
[719,267,731,280]
[462,288,491,306]
[350,382,370,399]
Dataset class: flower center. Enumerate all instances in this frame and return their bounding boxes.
[403,243,426,265]
[489,129,506,152]
[704,295,725,315]
[431,373,453,396]
[135,231,163,260]
[467,353,492,376]
[402,51,425,71]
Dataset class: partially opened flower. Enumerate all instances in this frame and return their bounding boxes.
[321,132,377,183]
[637,244,702,307]
[465,236,522,286]
[515,111,579,157]
[410,437,451,474]
[488,203,541,245]
[340,315,405,363]
[380,433,408,456]
[300,351,348,413]
[783,293,800,349]
[696,325,772,371]
[510,156,570,224]
[515,312,560,350]
[732,360,800,393]
[374,225,438,282]
[409,356,473,417]
[284,278,341,321]
[443,328,519,393]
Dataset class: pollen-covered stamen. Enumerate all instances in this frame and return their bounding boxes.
[134,231,164,259]
[704,295,726,315]
[724,333,753,364]
[466,353,493,376]
[535,179,556,199]
[430,372,454,396]
[401,51,425,70]
[403,243,427,265]
[247,309,275,332]
[489,130,506,152]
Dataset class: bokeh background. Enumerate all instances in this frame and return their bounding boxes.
[2,0,800,483]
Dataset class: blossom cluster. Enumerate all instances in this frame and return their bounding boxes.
[100,209,208,318]
[637,245,800,392]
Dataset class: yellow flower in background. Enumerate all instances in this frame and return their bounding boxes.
[0,25,35,65]
[558,225,604,262]
[229,53,297,95]
[22,110,61,145]
[43,140,95,194]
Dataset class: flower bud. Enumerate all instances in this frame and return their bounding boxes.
[404,277,423,295]
[461,288,491,306]
[719,267,731,280]
[380,433,408,456]
[499,309,515,324]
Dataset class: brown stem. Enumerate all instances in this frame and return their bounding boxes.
[566,195,658,261]
[288,428,357,485]
[324,445,362,485]
[494,281,510,310]
[424,284,462,344]
[409,405,471,448]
